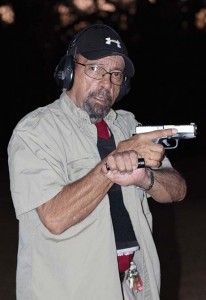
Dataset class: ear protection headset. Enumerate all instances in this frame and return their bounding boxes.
[54,24,131,102]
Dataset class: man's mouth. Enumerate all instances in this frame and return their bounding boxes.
[87,89,112,107]
[93,96,107,104]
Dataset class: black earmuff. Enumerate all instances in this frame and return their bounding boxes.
[54,24,131,101]
[54,55,75,91]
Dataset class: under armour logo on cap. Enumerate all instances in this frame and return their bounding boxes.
[105,37,121,48]
[75,24,135,77]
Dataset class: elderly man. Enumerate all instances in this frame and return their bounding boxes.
[8,24,186,300]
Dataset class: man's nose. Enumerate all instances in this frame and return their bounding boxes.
[100,73,112,87]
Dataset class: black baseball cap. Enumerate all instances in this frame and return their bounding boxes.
[74,24,135,77]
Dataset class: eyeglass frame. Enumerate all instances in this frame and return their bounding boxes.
[74,60,128,86]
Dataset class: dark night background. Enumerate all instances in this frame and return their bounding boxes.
[0,1,206,299]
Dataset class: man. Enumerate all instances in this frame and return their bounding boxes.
[8,24,187,300]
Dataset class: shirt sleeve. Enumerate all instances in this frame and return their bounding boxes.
[8,129,67,218]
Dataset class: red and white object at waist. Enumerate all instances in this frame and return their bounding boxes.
[117,246,138,273]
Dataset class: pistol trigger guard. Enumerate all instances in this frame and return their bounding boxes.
[162,139,170,147]
[163,138,178,149]
[173,140,178,149]
[158,137,170,147]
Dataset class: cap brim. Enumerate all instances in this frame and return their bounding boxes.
[81,50,135,77]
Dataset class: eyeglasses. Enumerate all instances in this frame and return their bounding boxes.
[74,61,128,86]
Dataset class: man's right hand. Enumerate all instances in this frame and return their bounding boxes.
[115,128,177,168]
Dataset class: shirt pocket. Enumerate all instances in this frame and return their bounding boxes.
[67,155,99,182]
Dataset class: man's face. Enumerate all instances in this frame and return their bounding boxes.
[67,54,125,123]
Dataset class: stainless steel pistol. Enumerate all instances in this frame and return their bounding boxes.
[135,123,197,149]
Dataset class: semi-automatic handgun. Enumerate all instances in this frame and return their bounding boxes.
[135,123,197,149]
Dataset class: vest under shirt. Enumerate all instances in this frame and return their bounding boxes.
[97,133,139,251]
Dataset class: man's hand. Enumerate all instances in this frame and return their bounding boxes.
[102,153,148,187]
[101,128,177,187]
[116,128,177,168]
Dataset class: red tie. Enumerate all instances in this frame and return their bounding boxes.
[95,120,110,139]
